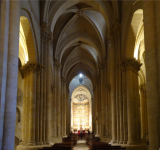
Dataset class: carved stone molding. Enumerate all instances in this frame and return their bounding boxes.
[107,20,121,46]
[20,62,44,78]
[121,59,142,73]
[41,22,54,44]
[77,10,83,17]
[48,32,54,44]
[54,60,62,70]
[41,22,49,33]
[112,19,121,36]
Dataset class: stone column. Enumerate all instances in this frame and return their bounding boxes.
[20,62,42,145]
[39,22,48,145]
[100,61,106,137]
[0,1,10,148]
[36,70,40,144]
[106,84,111,138]
[108,32,117,143]
[121,68,128,144]
[61,78,67,137]
[46,32,53,144]
[134,68,141,142]
[119,64,123,144]
[55,60,62,137]
[95,77,100,136]
[2,1,20,149]
[121,59,141,145]
[98,79,101,136]
[143,1,160,149]
[140,84,148,142]
[93,86,97,134]
[66,87,70,135]
[27,68,37,145]
[53,61,57,137]
[20,75,29,145]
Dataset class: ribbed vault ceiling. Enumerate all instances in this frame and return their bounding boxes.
[44,0,117,86]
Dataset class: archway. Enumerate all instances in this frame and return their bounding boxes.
[69,73,93,134]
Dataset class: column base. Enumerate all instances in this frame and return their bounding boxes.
[95,134,100,137]
[27,142,36,146]
[127,140,138,145]
[123,140,127,144]
[38,142,44,145]
[100,136,112,143]
[45,140,51,145]
[52,136,62,143]
[20,141,27,146]
[119,140,124,144]
[111,139,117,144]
[62,135,67,138]
[116,139,120,143]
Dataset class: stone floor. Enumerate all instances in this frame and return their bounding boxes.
[74,139,88,150]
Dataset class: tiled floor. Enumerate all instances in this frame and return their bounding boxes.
[74,140,88,150]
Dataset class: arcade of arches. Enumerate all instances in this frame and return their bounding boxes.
[0,1,160,150]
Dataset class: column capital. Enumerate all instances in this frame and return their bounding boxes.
[41,22,49,42]
[112,19,121,36]
[20,62,44,78]
[54,59,62,70]
[100,59,107,70]
[107,20,121,46]
[47,31,54,44]
[121,59,142,73]
[41,22,49,33]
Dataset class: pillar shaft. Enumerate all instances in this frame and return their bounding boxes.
[2,1,20,149]
[45,32,53,144]
[55,61,62,137]
[27,72,36,145]
[143,1,160,149]
[95,82,99,136]
[100,63,105,136]
[21,76,28,145]
[0,1,10,148]
[36,72,40,144]
[140,84,148,141]
[109,37,117,143]
[61,80,67,136]
[122,71,128,144]
[122,59,141,145]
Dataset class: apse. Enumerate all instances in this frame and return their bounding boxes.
[69,74,93,133]
[71,85,92,132]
